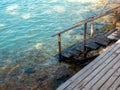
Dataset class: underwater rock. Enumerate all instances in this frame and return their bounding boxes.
[55,68,68,80]
[24,68,35,74]
[37,76,48,82]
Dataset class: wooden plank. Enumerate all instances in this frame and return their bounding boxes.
[109,76,120,90]
[99,67,120,90]
[76,44,85,52]
[85,39,100,50]
[85,42,100,50]
[82,57,120,90]
[56,40,120,90]
[117,87,120,90]
[76,47,85,52]
[62,53,72,58]
[69,50,81,57]
[91,57,120,90]
[104,28,117,36]
[64,41,120,90]
[73,48,120,90]
[108,30,120,40]
[94,35,110,46]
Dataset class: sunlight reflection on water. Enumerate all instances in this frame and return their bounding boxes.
[0,0,100,67]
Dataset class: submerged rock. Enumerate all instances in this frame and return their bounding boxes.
[55,67,68,80]
[37,76,48,82]
[24,68,35,74]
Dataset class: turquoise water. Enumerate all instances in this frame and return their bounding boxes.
[0,0,99,66]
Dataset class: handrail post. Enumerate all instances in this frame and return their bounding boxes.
[84,23,87,58]
[58,34,62,60]
[90,20,94,38]
[113,11,118,28]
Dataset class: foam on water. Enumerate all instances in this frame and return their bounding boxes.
[5,30,14,33]
[22,13,31,19]
[6,4,19,11]
[0,23,5,27]
[51,0,58,2]
[35,42,44,50]
[6,4,19,15]
[43,10,52,14]
[53,6,66,13]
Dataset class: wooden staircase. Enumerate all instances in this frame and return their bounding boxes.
[61,27,120,62]
[52,6,120,63]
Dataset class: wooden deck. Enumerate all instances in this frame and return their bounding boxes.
[57,39,120,90]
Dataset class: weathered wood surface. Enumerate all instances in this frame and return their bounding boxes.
[93,35,110,46]
[108,27,120,40]
[62,28,119,60]
[57,39,120,90]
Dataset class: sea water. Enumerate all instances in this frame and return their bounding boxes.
[0,0,102,67]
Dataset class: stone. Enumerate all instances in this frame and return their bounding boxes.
[24,68,35,74]
[37,76,48,82]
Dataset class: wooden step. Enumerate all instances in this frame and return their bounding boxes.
[107,30,120,41]
[62,53,72,58]
[94,35,110,46]
[76,45,85,52]
[69,50,82,57]
[103,28,117,36]
[86,42,100,50]
[85,39,100,50]
[95,40,110,46]
[76,39,100,51]
[60,28,118,62]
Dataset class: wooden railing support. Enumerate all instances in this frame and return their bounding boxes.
[113,11,118,28]
[58,34,62,60]
[84,23,87,58]
[90,20,94,38]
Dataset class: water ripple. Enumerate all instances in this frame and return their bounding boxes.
[0,0,100,65]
